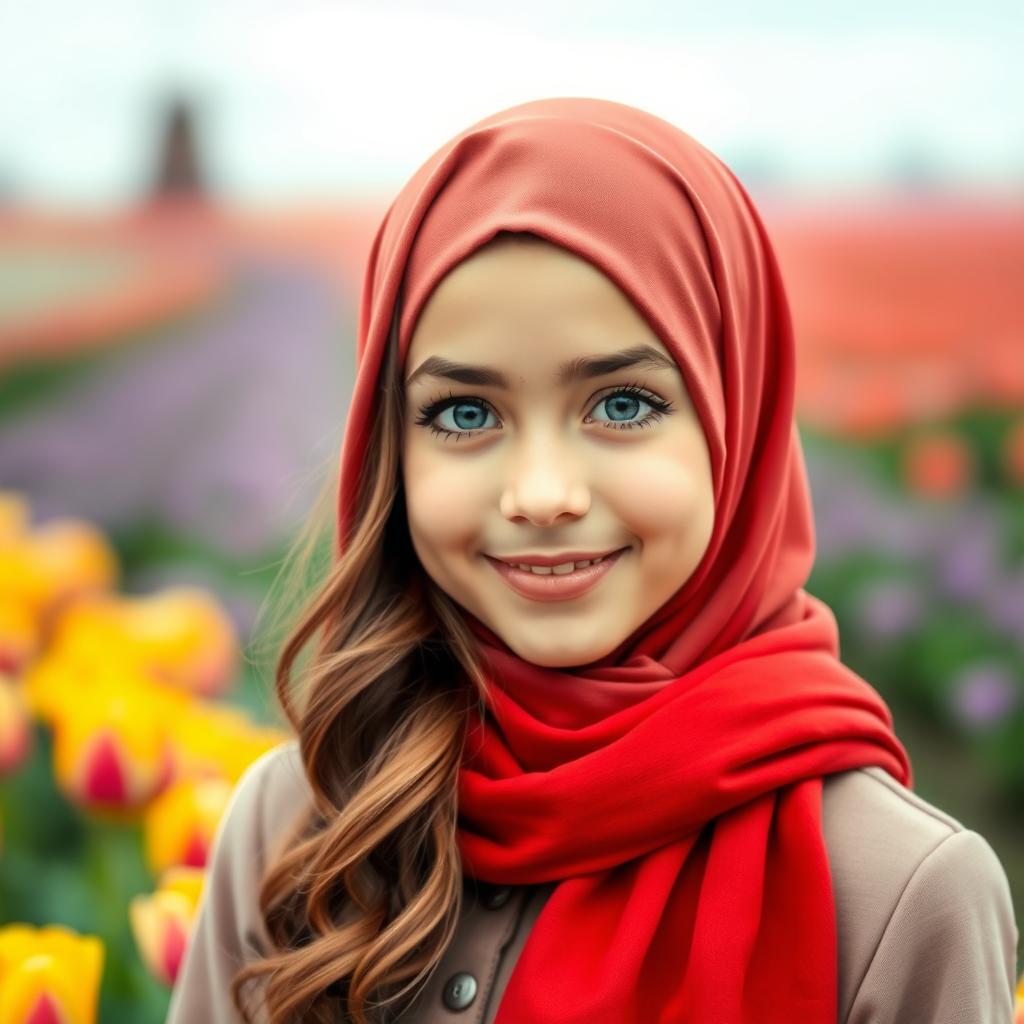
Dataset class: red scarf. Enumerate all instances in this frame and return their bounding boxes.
[337,97,912,1023]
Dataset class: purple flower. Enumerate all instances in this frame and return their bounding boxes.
[0,256,350,557]
[947,661,1020,730]
[933,525,1000,603]
[807,448,943,563]
[853,578,925,639]
[978,573,1024,649]
[871,501,952,561]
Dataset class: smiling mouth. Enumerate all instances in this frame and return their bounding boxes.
[491,550,624,575]
[483,548,629,602]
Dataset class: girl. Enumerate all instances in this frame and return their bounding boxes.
[166,97,1018,1023]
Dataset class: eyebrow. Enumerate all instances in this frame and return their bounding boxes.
[404,344,678,389]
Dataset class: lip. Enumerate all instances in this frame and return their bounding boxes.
[488,549,622,567]
[484,547,629,602]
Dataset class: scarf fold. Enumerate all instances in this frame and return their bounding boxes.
[336,97,912,1024]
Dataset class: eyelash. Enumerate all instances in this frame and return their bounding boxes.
[412,379,675,442]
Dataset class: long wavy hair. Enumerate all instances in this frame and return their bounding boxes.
[229,277,496,1022]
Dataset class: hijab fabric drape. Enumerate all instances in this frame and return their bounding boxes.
[336,97,912,1024]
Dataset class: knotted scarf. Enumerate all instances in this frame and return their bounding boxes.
[336,97,912,1024]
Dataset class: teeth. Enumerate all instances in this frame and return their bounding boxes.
[512,555,606,574]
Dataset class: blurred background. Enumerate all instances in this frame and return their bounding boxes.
[1,1,1022,1020]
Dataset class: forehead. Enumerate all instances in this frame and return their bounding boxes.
[416,235,626,321]
[407,235,673,366]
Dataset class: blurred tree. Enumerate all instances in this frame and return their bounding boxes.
[149,96,207,200]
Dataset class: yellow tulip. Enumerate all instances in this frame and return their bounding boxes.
[0,543,50,625]
[124,586,239,696]
[0,520,118,616]
[50,674,186,814]
[47,596,138,664]
[169,700,289,784]
[0,676,32,776]
[0,597,42,675]
[0,493,30,541]
[23,519,119,610]
[22,643,159,727]
[0,510,117,673]
[21,650,77,727]
[130,866,205,987]
[50,587,238,697]
[143,775,234,875]
[0,924,103,1024]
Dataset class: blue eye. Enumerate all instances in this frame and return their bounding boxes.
[434,400,499,436]
[588,390,664,428]
[414,382,673,441]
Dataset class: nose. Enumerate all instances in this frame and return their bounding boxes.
[498,434,590,526]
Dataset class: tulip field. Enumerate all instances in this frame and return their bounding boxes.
[0,492,290,1020]
[1,201,1023,1021]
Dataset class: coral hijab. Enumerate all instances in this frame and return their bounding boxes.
[337,98,912,1023]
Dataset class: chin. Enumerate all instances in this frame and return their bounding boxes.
[504,632,620,670]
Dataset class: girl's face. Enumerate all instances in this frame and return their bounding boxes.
[401,237,714,669]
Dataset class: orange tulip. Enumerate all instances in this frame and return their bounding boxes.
[129,866,205,986]
[902,429,974,498]
[0,924,103,1024]
[0,675,32,776]
[143,775,234,875]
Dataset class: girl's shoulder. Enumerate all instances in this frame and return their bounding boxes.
[228,737,314,861]
[820,762,1009,910]
[821,766,1018,1021]
[822,762,980,886]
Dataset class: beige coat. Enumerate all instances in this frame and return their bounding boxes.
[166,739,1019,1023]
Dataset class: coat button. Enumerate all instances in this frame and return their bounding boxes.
[479,884,512,910]
[442,971,478,1011]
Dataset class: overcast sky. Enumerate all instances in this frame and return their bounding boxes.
[1,0,1022,208]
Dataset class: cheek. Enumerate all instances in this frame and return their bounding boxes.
[607,442,713,542]
[402,443,488,555]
